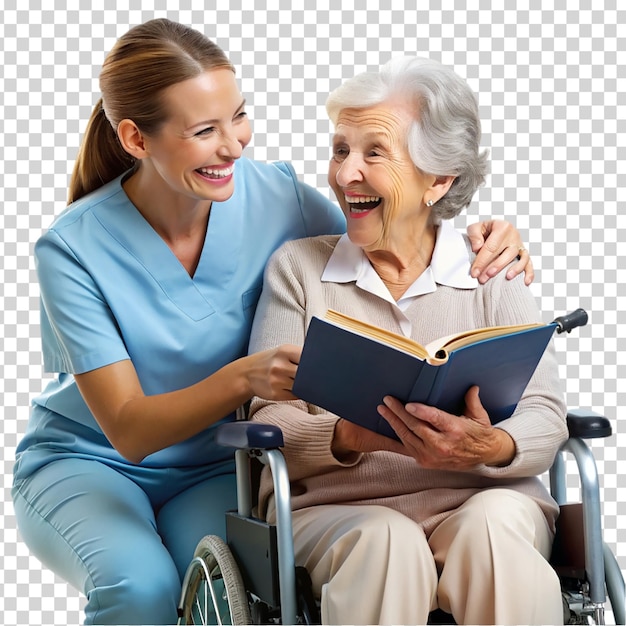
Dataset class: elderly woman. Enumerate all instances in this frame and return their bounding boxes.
[248,56,567,625]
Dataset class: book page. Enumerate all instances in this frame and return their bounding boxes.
[324,310,430,359]
[424,322,544,355]
[325,309,544,363]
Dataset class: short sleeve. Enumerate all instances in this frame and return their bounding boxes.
[273,162,346,237]
[36,230,130,374]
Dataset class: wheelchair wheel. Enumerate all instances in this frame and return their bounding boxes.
[178,535,251,625]
[295,566,320,624]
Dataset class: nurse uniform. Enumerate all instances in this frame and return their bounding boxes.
[12,157,345,625]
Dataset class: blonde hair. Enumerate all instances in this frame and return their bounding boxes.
[68,19,234,204]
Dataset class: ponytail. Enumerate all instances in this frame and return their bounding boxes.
[67,19,234,205]
[67,98,136,204]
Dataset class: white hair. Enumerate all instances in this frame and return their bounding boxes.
[325,56,489,219]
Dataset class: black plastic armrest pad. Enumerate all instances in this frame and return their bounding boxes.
[216,421,284,450]
[566,409,612,439]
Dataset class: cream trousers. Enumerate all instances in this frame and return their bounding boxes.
[290,489,563,625]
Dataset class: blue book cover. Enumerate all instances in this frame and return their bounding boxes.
[293,313,556,440]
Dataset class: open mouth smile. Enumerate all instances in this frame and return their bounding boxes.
[345,194,382,213]
[196,165,234,180]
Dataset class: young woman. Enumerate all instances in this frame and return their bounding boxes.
[12,19,533,625]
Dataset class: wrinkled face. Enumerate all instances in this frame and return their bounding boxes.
[328,101,436,251]
[139,68,252,204]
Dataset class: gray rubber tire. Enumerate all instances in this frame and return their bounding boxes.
[178,535,251,625]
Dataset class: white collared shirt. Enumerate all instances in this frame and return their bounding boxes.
[321,220,478,335]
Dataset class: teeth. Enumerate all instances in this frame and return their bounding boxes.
[344,195,381,204]
[198,166,233,177]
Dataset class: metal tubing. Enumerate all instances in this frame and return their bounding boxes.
[561,437,606,606]
[235,449,253,518]
[262,449,297,625]
[603,542,625,625]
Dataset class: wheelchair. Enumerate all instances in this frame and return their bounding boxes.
[176,410,625,625]
[177,311,625,625]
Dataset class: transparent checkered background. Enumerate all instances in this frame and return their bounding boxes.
[1,1,624,624]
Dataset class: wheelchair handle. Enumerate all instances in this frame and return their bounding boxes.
[552,308,588,334]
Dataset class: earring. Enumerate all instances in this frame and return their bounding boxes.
[426,199,435,207]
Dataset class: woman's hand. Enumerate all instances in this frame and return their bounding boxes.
[467,220,534,286]
[243,344,303,401]
[377,386,516,469]
[331,417,406,460]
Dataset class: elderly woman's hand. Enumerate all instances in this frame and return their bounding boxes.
[467,220,534,286]
[331,416,406,460]
[377,386,516,469]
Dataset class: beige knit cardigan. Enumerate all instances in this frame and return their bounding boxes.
[248,234,568,535]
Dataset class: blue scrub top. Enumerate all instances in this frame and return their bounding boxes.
[14,158,345,479]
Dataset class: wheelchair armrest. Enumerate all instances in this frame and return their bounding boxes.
[566,409,612,439]
[216,421,284,450]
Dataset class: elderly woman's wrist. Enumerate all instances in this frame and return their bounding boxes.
[485,428,516,467]
[331,419,360,463]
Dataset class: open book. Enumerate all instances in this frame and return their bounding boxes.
[322,309,545,365]
[292,309,557,439]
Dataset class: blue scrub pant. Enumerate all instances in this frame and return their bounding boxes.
[12,457,237,625]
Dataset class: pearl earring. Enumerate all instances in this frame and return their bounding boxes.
[426,199,435,207]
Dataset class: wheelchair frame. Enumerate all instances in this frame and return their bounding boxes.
[177,408,624,625]
[550,409,625,625]
[177,307,624,625]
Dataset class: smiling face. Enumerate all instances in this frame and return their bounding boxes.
[130,68,252,205]
[328,101,438,253]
